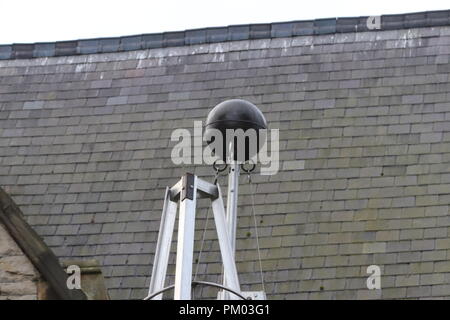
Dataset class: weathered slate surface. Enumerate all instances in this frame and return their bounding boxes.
[0,12,450,299]
[0,10,449,60]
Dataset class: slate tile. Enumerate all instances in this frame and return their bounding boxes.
[12,44,34,59]
[228,25,250,41]
[206,27,229,42]
[120,36,142,51]
[55,41,78,56]
[250,24,271,39]
[99,38,121,52]
[163,31,185,47]
[78,39,100,54]
[292,20,314,36]
[382,14,405,30]
[185,29,206,45]
[314,18,337,35]
[0,45,12,59]
[271,22,293,38]
[142,33,163,49]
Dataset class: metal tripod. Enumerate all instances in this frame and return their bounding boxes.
[146,172,242,300]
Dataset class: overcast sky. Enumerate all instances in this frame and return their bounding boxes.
[0,0,448,44]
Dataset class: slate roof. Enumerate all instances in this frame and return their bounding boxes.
[0,10,450,299]
[1,10,450,60]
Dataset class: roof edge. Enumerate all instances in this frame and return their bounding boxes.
[0,187,87,300]
[0,9,449,60]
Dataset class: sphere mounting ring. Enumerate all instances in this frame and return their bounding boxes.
[240,161,256,174]
[213,159,228,173]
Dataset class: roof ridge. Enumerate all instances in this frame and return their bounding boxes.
[0,9,449,60]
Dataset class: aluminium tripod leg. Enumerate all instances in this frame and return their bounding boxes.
[211,183,242,300]
[174,174,198,300]
[148,187,178,299]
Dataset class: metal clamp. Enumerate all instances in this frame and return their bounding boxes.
[240,161,256,174]
[213,159,228,173]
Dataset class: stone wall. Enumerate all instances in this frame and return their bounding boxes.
[0,19,450,299]
[0,223,38,299]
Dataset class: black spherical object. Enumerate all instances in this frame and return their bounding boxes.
[205,99,267,162]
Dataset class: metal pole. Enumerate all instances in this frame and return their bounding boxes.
[226,161,240,253]
[222,145,240,298]
[213,183,241,299]
[148,187,178,299]
[174,173,197,300]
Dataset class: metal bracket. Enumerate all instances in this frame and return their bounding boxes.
[218,290,266,300]
[169,175,218,202]
[181,173,195,201]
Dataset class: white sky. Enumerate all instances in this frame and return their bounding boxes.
[0,0,449,44]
